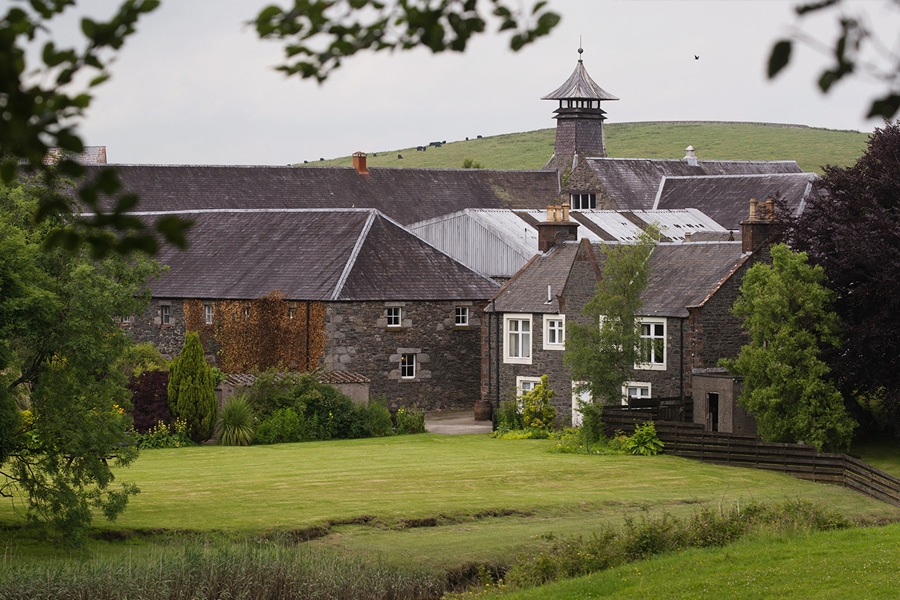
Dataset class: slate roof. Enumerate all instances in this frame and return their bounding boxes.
[488,240,745,319]
[542,59,618,101]
[488,241,588,314]
[639,242,745,317]
[141,208,500,301]
[83,165,559,226]
[653,172,819,230]
[585,158,803,211]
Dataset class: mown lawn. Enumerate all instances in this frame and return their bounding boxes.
[2,432,897,574]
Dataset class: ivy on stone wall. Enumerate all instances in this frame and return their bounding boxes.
[183,292,326,373]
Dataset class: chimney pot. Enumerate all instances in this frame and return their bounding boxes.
[749,198,758,221]
[683,145,698,166]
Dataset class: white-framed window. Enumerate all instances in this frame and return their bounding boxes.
[117,314,132,327]
[503,314,532,364]
[570,192,596,210]
[400,353,416,378]
[622,381,652,406]
[455,306,469,327]
[516,376,542,397]
[386,306,401,328]
[543,315,566,350]
[160,305,171,326]
[637,318,666,370]
[203,303,214,325]
[289,303,296,320]
[516,376,542,411]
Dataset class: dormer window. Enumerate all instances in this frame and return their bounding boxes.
[570,193,596,210]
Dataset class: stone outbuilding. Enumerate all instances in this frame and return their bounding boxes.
[125,208,499,411]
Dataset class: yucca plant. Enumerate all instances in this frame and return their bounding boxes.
[216,395,255,446]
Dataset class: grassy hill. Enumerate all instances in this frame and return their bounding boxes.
[304,122,870,174]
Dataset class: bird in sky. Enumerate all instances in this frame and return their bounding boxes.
[694,54,700,60]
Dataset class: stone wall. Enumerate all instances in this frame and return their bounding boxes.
[128,299,188,360]
[323,300,486,411]
[687,258,759,373]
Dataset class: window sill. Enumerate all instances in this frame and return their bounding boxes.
[504,356,532,365]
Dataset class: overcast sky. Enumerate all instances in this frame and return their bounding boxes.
[44,1,899,165]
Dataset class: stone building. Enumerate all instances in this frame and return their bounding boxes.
[482,202,778,428]
[126,208,499,411]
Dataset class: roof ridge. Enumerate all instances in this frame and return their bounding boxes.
[659,172,815,181]
[331,210,377,300]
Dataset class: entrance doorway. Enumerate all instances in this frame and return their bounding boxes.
[706,392,719,432]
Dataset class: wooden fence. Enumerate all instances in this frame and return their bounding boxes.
[604,409,900,508]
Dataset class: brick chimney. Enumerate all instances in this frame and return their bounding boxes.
[536,204,578,252]
[740,198,775,253]
[352,151,369,174]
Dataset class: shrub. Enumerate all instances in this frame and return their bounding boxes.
[117,342,169,377]
[521,375,556,431]
[128,370,171,434]
[168,332,217,442]
[496,396,524,432]
[255,408,307,445]
[216,396,255,446]
[136,419,193,449]
[394,406,426,435]
[350,398,394,438]
[622,421,664,456]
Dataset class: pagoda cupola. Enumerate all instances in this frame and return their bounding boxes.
[542,47,618,162]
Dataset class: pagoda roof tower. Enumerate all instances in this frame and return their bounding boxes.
[543,47,617,170]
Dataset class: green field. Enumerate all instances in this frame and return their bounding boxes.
[2,434,898,596]
[304,122,871,174]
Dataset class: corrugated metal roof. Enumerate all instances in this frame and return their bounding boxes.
[144,208,499,301]
[542,60,619,101]
[407,208,730,279]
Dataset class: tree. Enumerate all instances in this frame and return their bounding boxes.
[565,226,659,406]
[789,122,900,434]
[768,0,900,119]
[167,332,217,443]
[721,244,856,452]
[1,1,559,257]
[0,176,160,543]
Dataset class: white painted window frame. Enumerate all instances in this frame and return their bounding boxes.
[503,313,532,364]
[622,381,652,406]
[400,353,416,379]
[636,317,666,371]
[543,314,566,350]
